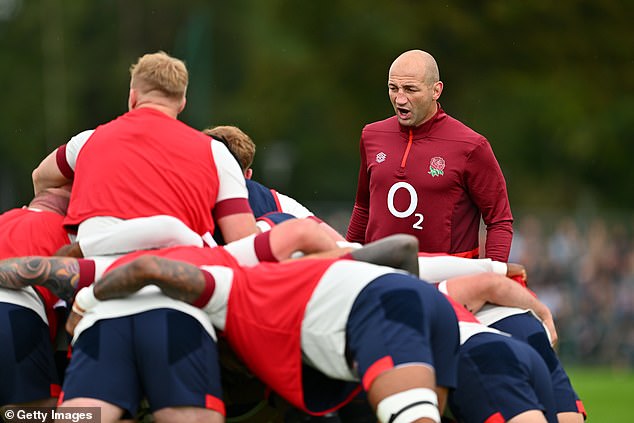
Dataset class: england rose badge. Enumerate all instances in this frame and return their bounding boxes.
[428,156,445,177]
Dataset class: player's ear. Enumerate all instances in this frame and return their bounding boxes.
[177,96,187,114]
[128,88,137,110]
[432,81,443,101]
[245,168,253,180]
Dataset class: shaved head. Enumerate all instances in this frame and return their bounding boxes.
[387,50,443,127]
[389,50,440,85]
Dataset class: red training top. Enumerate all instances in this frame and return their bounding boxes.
[347,107,513,261]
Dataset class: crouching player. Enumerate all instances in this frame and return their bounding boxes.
[0,187,73,409]
[0,231,427,422]
[73,247,460,423]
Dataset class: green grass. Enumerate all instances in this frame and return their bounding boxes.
[566,366,632,421]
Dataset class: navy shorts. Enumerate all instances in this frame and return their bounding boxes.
[346,273,460,391]
[490,312,584,415]
[449,332,558,423]
[61,308,222,416]
[0,303,59,404]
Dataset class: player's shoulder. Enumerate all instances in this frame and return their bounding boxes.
[68,128,96,144]
[434,113,488,147]
[362,116,400,133]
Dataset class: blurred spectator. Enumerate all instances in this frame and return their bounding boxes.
[507,213,634,369]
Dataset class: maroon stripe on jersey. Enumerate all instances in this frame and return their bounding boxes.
[56,145,74,179]
[76,259,96,291]
[254,231,277,262]
[192,270,216,308]
[212,198,253,220]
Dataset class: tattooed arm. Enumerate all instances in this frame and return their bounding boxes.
[70,256,210,337]
[0,256,80,301]
[93,255,207,304]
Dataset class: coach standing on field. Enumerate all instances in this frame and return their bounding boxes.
[346,49,513,262]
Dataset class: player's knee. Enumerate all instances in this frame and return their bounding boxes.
[376,388,440,423]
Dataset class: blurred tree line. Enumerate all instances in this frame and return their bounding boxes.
[1,0,633,218]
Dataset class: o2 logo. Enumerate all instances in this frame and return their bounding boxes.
[386,182,424,230]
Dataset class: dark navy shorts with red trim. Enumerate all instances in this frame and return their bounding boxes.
[346,273,460,391]
[60,308,223,416]
[490,312,585,418]
[448,332,558,423]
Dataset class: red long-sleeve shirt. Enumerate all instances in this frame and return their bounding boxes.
[347,107,513,262]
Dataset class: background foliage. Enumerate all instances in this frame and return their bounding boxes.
[0,0,632,393]
[1,0,633,214]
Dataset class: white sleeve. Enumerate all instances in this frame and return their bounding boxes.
[79,215,203,257]
[276,192,314,218]
[256,220,274,233]
[418,256,508,283]
[222,234,259,266]
[65,129,95,171]
[211,140,249,202]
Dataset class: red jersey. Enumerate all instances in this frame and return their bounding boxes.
[0,208,69,257]
[0,208,70,340]
[62,108,248,236]
[105,244,241,272]
[109,250,364,414]
[347,108,513,261]
[224,259,344,414]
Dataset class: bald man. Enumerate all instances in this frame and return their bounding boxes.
[347,49,514,262]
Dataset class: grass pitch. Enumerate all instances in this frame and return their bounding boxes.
[566,366,632,421]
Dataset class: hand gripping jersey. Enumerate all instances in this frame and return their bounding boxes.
[347,108,513,261]
[58,108,251,236]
